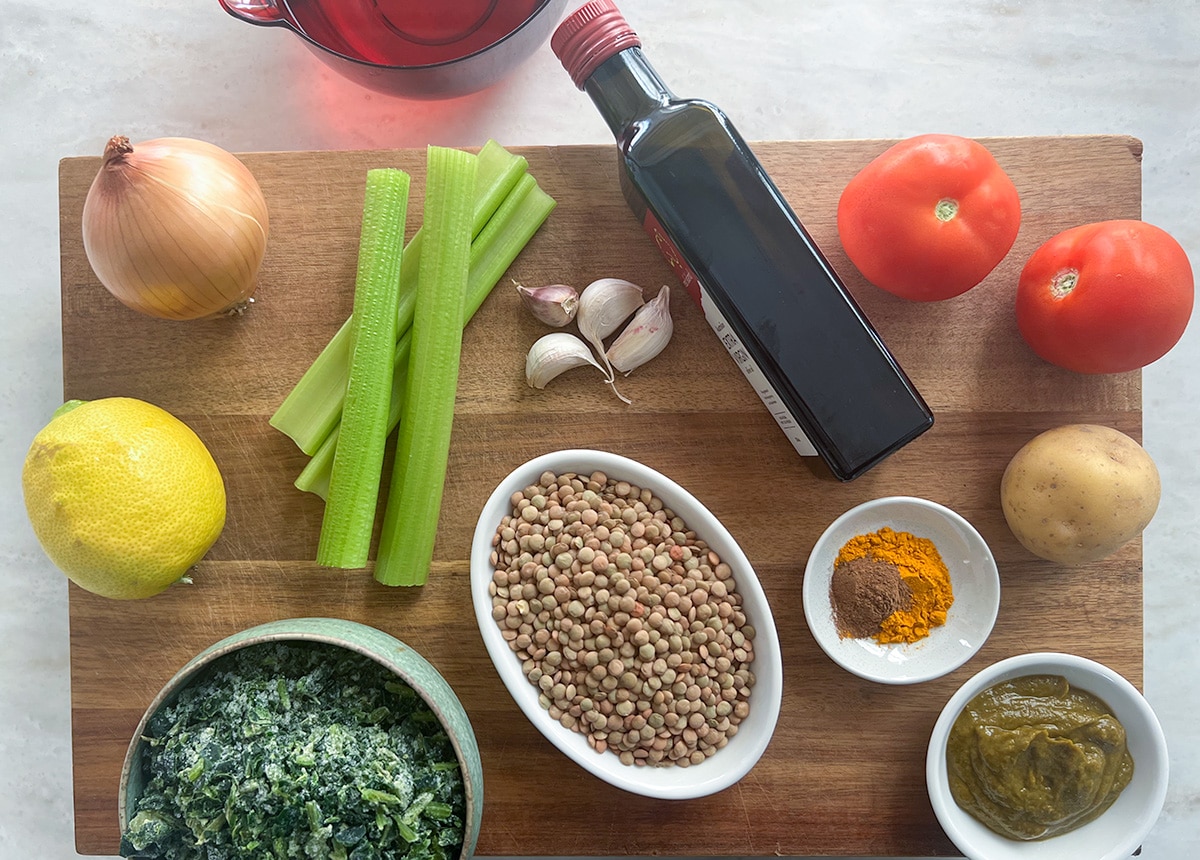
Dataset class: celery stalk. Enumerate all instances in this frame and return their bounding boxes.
[295,340,413,503]
[470,141,530,238]
[461,174,556,321]
[315,168,410,569]
[384,145,526,377]
[374,147,477,587]
[270,141,527,454]
[268,316,353,455]
[294,174,556,500]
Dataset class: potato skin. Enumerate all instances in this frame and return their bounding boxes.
[1000,424,1160,565]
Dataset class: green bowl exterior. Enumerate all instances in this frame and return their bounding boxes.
[119,617,483,859]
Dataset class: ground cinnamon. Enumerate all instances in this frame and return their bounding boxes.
[830,557,913,639]
[836,527,954,644]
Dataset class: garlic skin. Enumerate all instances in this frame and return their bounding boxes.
[516,282,579,326]
[607,285,674,374]
[525,332,606,389]
[576,278,645,381]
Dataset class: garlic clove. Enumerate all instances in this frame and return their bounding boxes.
[576,278,645,381]
[577,278,645,340]
[607,285,674,374]
[525,332,606,389]
[516,281,579,327]
[525,332,632,404]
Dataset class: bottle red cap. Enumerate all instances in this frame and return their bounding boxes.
[551,1,642,90]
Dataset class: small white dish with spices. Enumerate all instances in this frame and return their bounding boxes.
[470,448,783,799]
[802,496,1000,685]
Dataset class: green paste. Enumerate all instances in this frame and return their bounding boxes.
[946,674,1134,841]
[122,641,466,860]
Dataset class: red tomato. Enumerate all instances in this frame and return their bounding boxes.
[1016,220,1194,373]
[837,134,1022,301]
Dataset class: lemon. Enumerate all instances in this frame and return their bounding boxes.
[22,397,226,599]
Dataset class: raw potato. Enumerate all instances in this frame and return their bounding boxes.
[1000,424,1160,565]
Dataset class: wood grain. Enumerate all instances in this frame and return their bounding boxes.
[60,136,1144,856]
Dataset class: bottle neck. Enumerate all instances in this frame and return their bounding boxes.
[583,47,673,138]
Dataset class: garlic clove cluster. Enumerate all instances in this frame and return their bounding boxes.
[522,277,673,403]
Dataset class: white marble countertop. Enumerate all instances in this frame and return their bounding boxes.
[2,1,1196,857]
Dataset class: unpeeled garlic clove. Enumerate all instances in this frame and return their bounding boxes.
[516,282,579,327]
[576,278,645,381]
[577,278,645,340]
[525,331,632,404]
[525,332,606,389]
[607,285,673,374]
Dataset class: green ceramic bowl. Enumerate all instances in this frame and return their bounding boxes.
[118,617,483,859]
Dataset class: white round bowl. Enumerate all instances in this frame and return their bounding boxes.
[926,652,1168,860]
[470,448,782,799]
[802,496,1000,684]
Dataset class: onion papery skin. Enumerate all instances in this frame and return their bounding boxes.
[82,136,270,321]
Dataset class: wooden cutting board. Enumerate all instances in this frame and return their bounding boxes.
[60,137,1144,857]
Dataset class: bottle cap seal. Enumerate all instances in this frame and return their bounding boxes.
[551,1,641,90]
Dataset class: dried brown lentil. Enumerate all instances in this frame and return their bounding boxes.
[488,470,756,768]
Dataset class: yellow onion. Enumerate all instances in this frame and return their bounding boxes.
[81,135,270,320]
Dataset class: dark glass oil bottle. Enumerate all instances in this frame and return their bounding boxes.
[552,2,933,481]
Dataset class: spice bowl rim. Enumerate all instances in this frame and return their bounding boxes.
[801,495,1001,685]
[469,447,783,800]
[118,617,483,860]
[925,651,1168,860]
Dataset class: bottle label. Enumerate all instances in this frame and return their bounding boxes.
[642,210,818,458]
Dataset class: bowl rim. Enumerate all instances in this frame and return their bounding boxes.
[469,447,783,799]
[925,651,1169,860]
[118,618,482,858]
[222,0,568,73]
[801,495,1001,685]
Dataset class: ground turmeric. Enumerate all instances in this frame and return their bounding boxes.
[835,526,954,644]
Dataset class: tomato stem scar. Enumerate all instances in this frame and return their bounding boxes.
[934,198,959,222]
[1050,268,1079,298]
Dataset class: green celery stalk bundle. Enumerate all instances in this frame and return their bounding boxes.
[271,141,556,580]
[296,172,554,500]
[271,140,529,456]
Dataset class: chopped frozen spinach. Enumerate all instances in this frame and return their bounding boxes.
[122,642,466,860]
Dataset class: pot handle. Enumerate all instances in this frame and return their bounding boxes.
[218,0,286,25]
